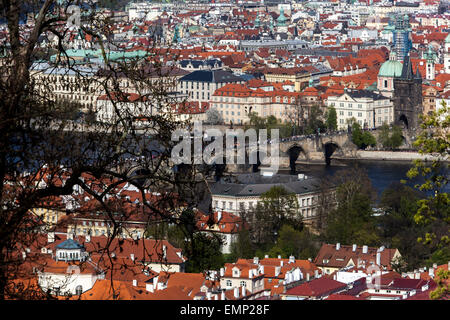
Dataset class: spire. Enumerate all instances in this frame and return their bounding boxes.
[415,63,422,80]
[400,54,414,80]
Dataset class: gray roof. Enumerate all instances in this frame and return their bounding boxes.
[56,239,84,250]
[179,59,222,68]
[180,70,243,83]
[210,173,323,197]
[345,89,388,101]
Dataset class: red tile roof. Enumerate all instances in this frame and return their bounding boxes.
[284,277,347,298]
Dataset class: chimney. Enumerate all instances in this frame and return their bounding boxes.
[278,255,281,259]
[146,283,154,293]
[48,232,55,243]
[433,263,437,269]
[249,269,253,279]
[67,233,73,240]
[132,279,137,287]
[280,260,284,267]
[130,253,135,261]
[85,234,90,243]
[275,266,281,277]
[234,287,239,299]
[264,255,269,259]
[217,211,222,222]
[259,266,264,274]
[352,244,357,252]
[336,243,340,251]
[306,273,310,281]
[289,255,295,264]
[253,256,259,264]
[220,267,225,277]
[221,291,225,300]
[162,245,167,260]
[362,245,368,254]
[376,252,381,266]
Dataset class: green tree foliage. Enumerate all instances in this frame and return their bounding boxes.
[244,186,301,247]
[246,112,292,138]
[268,224,318,260]
[228,229,255,262]
[325,106,337,132]
[378,123,404,150]
[406,102,449,299]
[429,269,449,300]
[304,105,326,135]
[377,182,430,272]
[164,210,224,273]
[406,102,449,248]
[184,232,225,273]
[351,122,376,149]
[323,167,380,246]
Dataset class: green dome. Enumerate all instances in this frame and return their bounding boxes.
[445,33,450,43]
[378,59,403,77]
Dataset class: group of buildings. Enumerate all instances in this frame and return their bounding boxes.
[11,0,450,131]
[8,164,445,300]
[16,215,449,300]
[2,0,450,300]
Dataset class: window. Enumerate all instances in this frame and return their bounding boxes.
[226,280,232,287]
[240,281,246,287]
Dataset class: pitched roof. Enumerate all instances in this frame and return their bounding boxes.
[284,277,347,298]
[314,244,399,270]
[180,70,243,83]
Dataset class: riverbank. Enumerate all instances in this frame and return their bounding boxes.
[348,150,449,162]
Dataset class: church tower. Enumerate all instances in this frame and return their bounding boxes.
[424,45,437,81]
[444,34,450,74]
[393,54,423,129]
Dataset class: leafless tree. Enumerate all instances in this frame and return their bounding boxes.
[0,0,213,299]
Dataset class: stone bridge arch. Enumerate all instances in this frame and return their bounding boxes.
[285,144,310,173]
[323,141,343,166]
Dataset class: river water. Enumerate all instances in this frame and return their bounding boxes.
[284,160,450,201]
